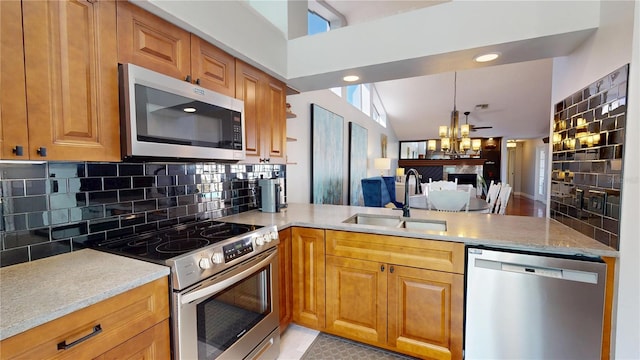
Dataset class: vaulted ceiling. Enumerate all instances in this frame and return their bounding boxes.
[316,1,574,141]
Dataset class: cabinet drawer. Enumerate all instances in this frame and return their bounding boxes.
[0,277,169,360]
[325,230,464,274]
[94,319,170,360]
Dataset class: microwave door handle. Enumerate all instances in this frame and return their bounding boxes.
[180,250,277,304]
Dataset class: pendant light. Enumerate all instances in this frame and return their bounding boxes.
[436,73,483,156]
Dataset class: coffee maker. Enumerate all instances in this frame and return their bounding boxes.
[258,178,282,213]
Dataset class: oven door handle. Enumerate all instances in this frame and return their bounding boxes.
[180,250,276,305]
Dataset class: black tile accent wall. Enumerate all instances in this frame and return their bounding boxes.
[0,161,285,267]
[550,64,628,250]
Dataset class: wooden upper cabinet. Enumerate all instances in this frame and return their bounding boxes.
[0,0,29,159]
[265,77,286,160]
[117,2,235,97]
[20,0,120,161]
[235,60,287,163]
[116,1,190,81]
[191,36,235,97]
[235,60,263,157]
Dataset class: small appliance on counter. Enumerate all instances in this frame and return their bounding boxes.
[258,178,282,212]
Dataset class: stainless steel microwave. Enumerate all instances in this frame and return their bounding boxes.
[119,63,245,161]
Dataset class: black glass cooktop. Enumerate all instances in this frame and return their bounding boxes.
[91,221,261,262]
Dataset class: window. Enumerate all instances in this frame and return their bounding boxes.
[371,86,387,127]
[308,11,329,35]
[336,83,386,128]
[361,84,371,116]
[346,85,361,109]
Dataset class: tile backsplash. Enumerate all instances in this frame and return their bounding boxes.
[550,64,628,250]
[0,161,285,267]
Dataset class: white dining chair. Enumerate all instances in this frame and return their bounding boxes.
[483,181,502,213]
[427,188,471,212]
[493,184,512,214]
[427,178,458,191]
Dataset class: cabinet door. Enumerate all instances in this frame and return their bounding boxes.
[94,319,171,360]
[191,35,235,97]
[116,1,190,81]
[22,0,120,161]
[264,77,286,162]
[235,60,263,158]
[291,227,325,330]
[325,256,387,345]
[0,0,29,160]
[387,266,463,360]
[278,228,293,332]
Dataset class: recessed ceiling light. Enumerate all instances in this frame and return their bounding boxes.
[474,52,500,63]
[343,75,359,82]
[183,107,197,113]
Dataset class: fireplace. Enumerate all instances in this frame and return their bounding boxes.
[448,173,477,187]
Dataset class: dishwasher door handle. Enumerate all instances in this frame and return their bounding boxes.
[474,258,600,284]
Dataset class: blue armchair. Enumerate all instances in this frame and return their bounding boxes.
[361,176,402,208]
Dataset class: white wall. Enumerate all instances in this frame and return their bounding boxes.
[615,2,640,358]
[552,1,638,357]
[285,90,399,204]
[518,139,545,199]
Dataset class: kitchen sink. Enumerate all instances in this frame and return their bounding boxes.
[342,213,447,231]
[400,218,447,231]
[342,213,403,227]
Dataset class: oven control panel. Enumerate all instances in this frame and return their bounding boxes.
[223,238,254,263]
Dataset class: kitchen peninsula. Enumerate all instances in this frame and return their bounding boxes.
[222,203,616,257]
[222,203,616,359]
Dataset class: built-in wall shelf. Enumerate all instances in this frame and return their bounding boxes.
[286,112,297,119]
[286,137,297,142]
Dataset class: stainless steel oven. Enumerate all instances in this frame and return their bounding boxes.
[174,247,280,360]
[84,221,280,360]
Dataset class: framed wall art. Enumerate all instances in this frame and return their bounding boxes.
[311,104,344,205]
[348,122,368,206]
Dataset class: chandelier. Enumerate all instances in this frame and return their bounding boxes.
[436,72,481,156]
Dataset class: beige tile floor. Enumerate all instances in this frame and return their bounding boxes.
[278,324,319,360]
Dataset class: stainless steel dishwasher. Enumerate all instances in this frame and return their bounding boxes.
[465,246,607,359]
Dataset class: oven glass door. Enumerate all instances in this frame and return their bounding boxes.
[175,249,279,360]
[197,266,271,358]
[134,84,242,150]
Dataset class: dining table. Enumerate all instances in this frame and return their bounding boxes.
[407,194,491,212]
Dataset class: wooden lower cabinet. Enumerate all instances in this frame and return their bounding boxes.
[325,255,463,360]
[325,256,387,344]
[387,265,463,360]
[278,228,293,332]
[291,227,325,330]
[0,277,170,360]
[323,230,464,360]
[94,319,170,360]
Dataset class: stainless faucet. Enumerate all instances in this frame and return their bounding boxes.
[403,168,422,217]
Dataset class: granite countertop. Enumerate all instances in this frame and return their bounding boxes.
[220,203,618,258]
[0,249,169,341]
